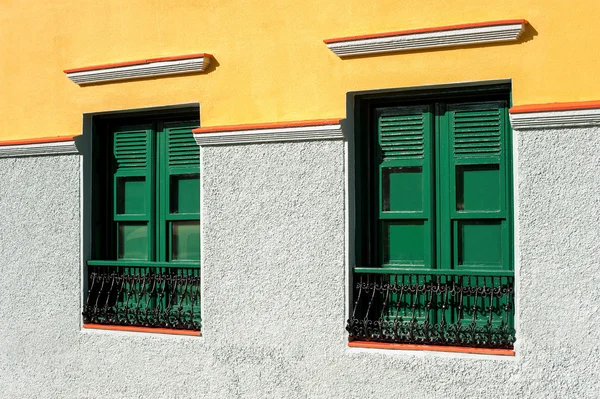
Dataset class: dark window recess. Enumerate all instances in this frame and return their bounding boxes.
[350,89,515,349]
[84,116,201,332]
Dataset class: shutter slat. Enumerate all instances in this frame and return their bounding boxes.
[451,103,503,157]
[378,109,427,161]
[455,137,500,143]
[167,126,199,169]
[114,128,150,170]
[382,145,424,151]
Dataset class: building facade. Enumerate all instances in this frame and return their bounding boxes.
[1,1,599,397]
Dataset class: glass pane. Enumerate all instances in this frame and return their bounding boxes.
[172,221,200,261]
[118,223,148,259]
[117,177,146,215]
[458,221,502,266]
[382,166,423,212]
[456,165,500,211]
[382,221,425,266]
[170,174,200,214]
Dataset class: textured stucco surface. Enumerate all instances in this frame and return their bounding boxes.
[0,135,599,398]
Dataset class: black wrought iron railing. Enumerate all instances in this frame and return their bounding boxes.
[347,269,515,349]
[83,262,201,331]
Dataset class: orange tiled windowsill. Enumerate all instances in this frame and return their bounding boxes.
[83,323,200,336]
[348,341,514,356]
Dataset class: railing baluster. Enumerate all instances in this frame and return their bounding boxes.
[347,270,515,349]
[83,265,201,332]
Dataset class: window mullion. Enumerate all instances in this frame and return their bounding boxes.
[155,121,167,263]
[436,102,452,270]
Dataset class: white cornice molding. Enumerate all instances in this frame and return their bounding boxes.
[193,120,343,146]
[510,108,600,130]
[0,139,78,158]
[324,20,528,57]
[65,54,212,85]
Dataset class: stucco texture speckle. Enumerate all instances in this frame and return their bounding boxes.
[515,127,600,398]
[1,134,600,398]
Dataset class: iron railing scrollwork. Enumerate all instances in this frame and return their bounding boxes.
[347,271,515,349]
[83,265,201,331]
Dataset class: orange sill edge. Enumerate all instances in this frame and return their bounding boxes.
[192,118,343,134]
[509,100,600,114]
[83,323,200,336]
[0,136,75,147]
[324,19,529,44]
[348,341,515,356]
[64,53,213,74]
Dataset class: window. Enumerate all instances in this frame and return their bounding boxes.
[348,86,515,350]
[83,113,201,333]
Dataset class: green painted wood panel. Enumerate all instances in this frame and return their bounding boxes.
[172,221,201,261]
[117,177,147,215]
[118,223,149,260]
[171,174,200,214]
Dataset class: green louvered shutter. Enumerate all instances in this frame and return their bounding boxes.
[440,100,512,330]
[162,121,201,264]
[376,105,434,269]
[441,101,511,273]
[113,124,154,261]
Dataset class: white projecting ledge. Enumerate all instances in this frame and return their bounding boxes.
[64,54,212,85]
[0,137,78,158]
[324,20,528,57]
[193,119,343,146]
[509,102,600,129]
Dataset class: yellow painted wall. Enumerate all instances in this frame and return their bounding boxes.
[0,0,599,141]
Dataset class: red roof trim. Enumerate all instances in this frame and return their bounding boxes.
[64,53,212,74]
[192,118,342,134]
[349,341,515,356]
[0,136,76,147]
[510,100,600,114]
[324,19,528,44]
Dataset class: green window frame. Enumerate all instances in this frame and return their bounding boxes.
[349,85,515,349]
[84,113,201,332]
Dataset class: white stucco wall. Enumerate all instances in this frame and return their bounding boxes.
[0,131,599,398]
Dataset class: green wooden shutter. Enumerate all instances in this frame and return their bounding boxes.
[112,124,154,261]
[376,105,434,269]
[442,101,511,272]
[162,121,201,264]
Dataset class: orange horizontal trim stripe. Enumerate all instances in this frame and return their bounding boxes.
[510,100,600,114]
[192,118,342,134]
[83,324,200,336]
[348,341,515,356]
[0,136,75,147]
[324,19,528,44]
[64,53,212,74]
